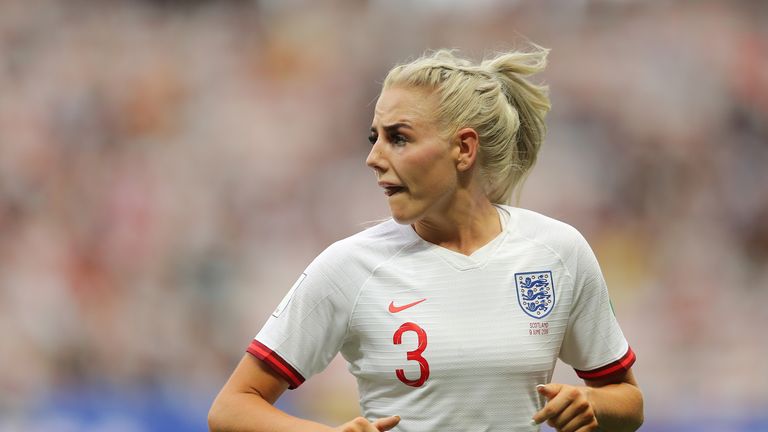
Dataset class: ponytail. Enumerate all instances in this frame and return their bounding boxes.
[482,48,550,203]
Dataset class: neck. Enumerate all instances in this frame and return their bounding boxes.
[413,193,502,256]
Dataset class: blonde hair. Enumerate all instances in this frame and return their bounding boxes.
[382,47,551,204]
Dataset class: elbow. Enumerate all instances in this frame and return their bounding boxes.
[207,409,220,432]
[207,399,227,432]
[630,386,645,431]
[627,412,644,432]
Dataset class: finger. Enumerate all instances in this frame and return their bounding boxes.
[548,400,594,432]
[372,415,401,431]
[531,385,573,425]
[342,416,379,432]
[557,413,597,432]
[573,422,599,432]
[537,383,563,400]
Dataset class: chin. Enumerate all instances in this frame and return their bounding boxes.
[388,206,423,225]
[390,215,415,225]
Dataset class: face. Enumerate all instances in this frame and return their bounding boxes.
[367,86,460,225]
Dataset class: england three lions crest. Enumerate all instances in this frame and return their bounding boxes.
[515,271,555,319]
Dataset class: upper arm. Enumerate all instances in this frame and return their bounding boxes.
[218,353,290,404]
[559,231,636,380]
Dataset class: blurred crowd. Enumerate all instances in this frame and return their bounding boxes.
[1,0,766,429]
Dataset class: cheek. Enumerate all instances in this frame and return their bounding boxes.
[402,144,454,187]
[407,138,450,166]
[414,147,445,166]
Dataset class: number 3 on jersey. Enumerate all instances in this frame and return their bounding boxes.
[393,322,429,387]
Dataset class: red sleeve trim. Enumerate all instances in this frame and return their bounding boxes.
[574,346,636,380]
[246,340,305,389]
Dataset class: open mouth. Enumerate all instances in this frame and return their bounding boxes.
[384,186,406,197]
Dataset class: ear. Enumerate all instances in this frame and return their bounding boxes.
[455,127,479,172]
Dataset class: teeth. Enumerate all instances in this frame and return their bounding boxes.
[384,186,403,196]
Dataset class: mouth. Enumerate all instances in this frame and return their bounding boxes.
[384,186,407,197]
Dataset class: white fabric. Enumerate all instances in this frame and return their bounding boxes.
[254,205,630,431]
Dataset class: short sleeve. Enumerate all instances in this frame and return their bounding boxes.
[558,233,636,380]
[248,251,355,389]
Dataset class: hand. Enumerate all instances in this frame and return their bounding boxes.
[334,416,400,432]
[532,383,598,432]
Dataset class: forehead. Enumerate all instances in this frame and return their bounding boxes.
[372,86,437,126]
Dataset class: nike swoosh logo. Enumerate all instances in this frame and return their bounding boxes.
[388,298,427,313]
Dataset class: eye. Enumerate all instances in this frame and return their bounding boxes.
[368,133,377,145]
[391,133,408,146]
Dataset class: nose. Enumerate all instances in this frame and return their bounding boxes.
[366,139,386,173]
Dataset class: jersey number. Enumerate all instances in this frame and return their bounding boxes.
[393,322,429,387]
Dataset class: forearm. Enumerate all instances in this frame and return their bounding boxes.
[208,391,332,432]
[585,382,644,432]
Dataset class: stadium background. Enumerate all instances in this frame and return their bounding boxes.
[1,0,766,430]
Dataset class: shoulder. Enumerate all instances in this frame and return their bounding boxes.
[503,206,587,247]
[324,218,415,259]
[307,218,417,281]
[501,206,602,280]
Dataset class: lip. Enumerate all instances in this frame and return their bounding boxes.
[377,181,407,197]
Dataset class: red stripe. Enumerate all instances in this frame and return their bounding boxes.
[246,340,305,389]
[575,347,636,380]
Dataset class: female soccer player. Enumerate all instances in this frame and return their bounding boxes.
[209,47,643,432]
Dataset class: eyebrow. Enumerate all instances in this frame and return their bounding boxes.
[370,122,414,134]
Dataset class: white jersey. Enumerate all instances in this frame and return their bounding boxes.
[249,205,635,431]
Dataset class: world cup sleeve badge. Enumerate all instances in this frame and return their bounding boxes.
[515,271,555,319]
